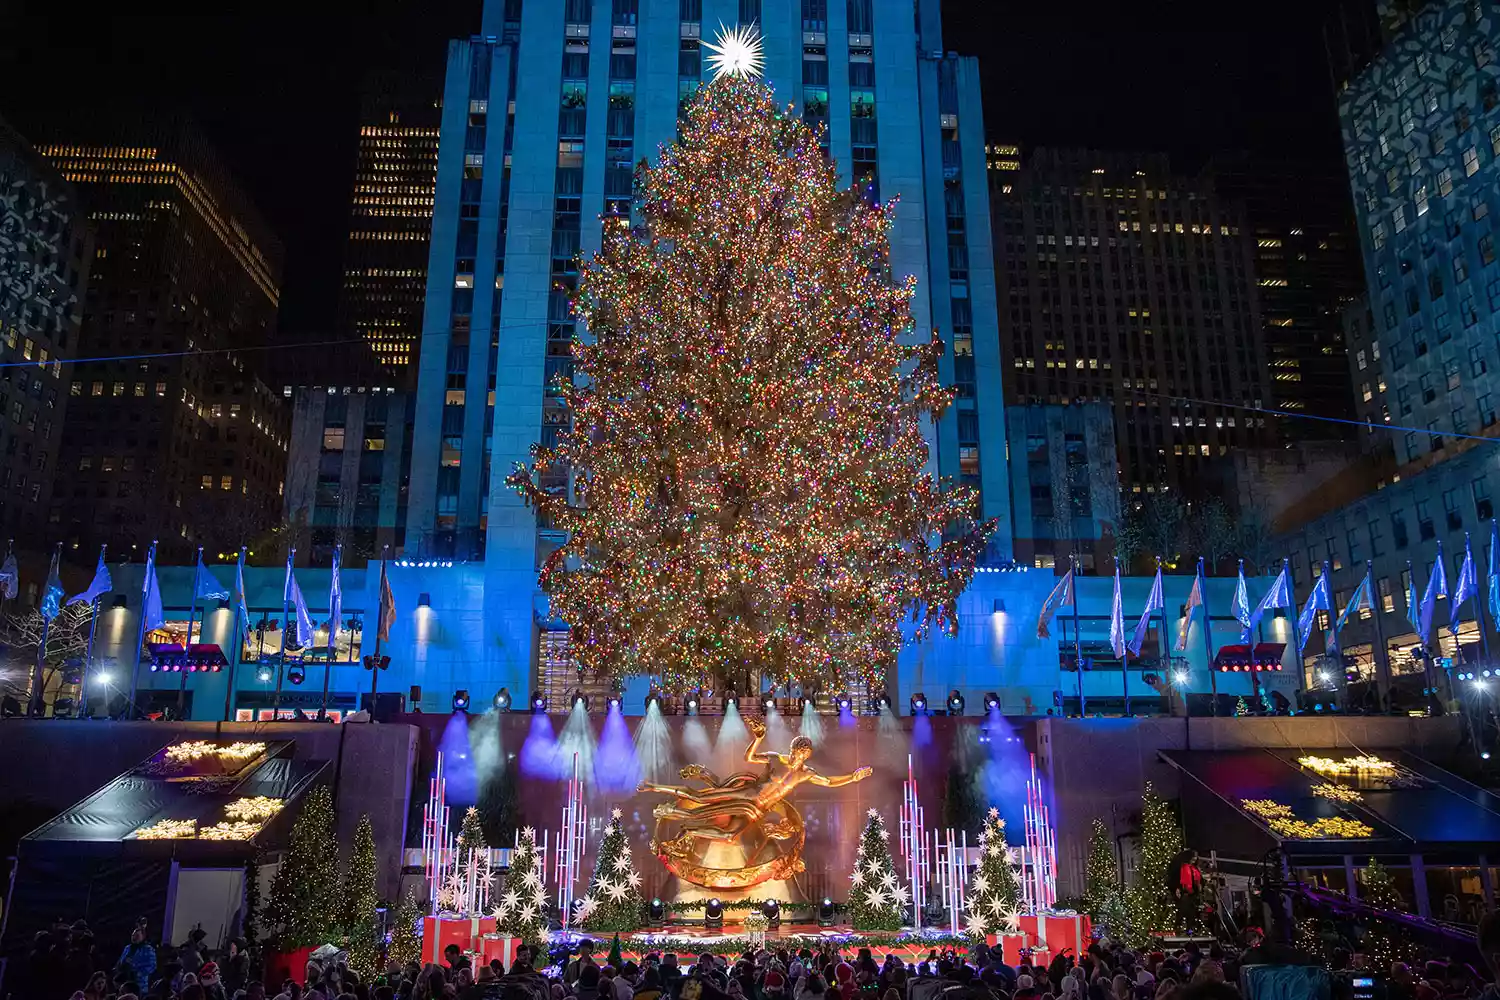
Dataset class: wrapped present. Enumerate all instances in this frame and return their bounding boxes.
[479,934,525,968]
[1018,912,1092,957]
[422,914,497,964]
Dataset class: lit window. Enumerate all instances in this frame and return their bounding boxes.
[1439,168,1454,196]
[201,475,212,490]
[1464,145,1480,176]
[221,476,233,491]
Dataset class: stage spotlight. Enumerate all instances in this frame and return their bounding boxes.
[257,665,274,683]
[493,687,511,711]
[287,665,306,685]
[762,695,776,712]
[947,690,965,716]
[649,898,666,928]
[796,695,811,713]
[571,689,589,711]
[1174,670,1189,685]
[984,692,1001,711]
[723,689,738,710]
[646,688,664,712]
[685,691,701,714]
[1483,751,1493,761]
[817,896,836,927]
[453,689,471,712]
[606,692,623,711]
[874,691,893,713]
[531,691,548,713]
[705,898,723,929]
[762,898,781,929]
[910,692,928,715]
[836,693,852,712]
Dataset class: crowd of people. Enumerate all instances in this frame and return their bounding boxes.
[8,911,1499,1000]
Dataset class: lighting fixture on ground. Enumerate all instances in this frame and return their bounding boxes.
[452,690,470,712]
[493,687,511,711]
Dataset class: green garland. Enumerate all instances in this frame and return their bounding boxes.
[659,898,846,915]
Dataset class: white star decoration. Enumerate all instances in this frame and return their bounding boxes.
[522,826,536,842]
[850,867,867,886]
[965,913,988,937]
[611,807,622,820]
[574,896,598,921]
[988,807,1000,819]
[986,898,1005,918]
[891,884,911,907]
[1001,908,1022,932]
[972,873,990,894]
[519,903,537,923]
[880,871,898,890]
[626,870,642,888]
[523,868,544,889]
[865,886,887,908]
[611,853,633,873]
[604,880,629,901]
[703,23,765,80]
[503,890,521,911]
[867,807,880,819]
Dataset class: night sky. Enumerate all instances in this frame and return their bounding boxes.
[0,0,1346,337]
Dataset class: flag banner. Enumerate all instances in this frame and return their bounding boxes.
[234,548,250,633]
[328,546,343,649]
[1036,568,1074,640]
[1297,570,1331,654]
[1489,521,1500,630]
[143,545,165,632]
[194,552,229,601]
[67,549,112,607]
[1110,562,1126,659]
[1246,562,1292,637]
[0,549,18,601]
[39,548,64,623]
[1334,572,1371,634]
[1234,561,1254,643]
[1451,534,1478,630]
[1418,544,1448,645]
[1406,560,1422,634]
[287,572,314,649]
[1128,567,1163,656]
[378,559,397,642]
[1174,570,1203,653]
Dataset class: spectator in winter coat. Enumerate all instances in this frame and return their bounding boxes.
[118,927,158,992]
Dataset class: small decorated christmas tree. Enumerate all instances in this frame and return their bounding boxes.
[387,888,423,968]
[965,807,1022,938]
[341,815,380,978]
[265,784,340,948]
[848,809,909,930]
[576,809,644,932]
[1083,816,1123,927]
[1361,858,1404,910]
[458,805,488,857]
[492,826,549,950]
[1122,782,1182,946]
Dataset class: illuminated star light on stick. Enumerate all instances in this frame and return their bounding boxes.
[703,23,765,80]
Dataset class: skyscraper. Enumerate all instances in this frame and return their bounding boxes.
[40,122,289,560]
[337,73,443,385]
[0,116,91,551]
[404,0,1007,694]
[990,146,1274,494]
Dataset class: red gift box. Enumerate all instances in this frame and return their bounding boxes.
[422,914,497,964]
[479,935,525,968]
[1017,913,1092,956]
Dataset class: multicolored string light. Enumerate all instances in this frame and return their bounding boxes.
[508,75,994,693]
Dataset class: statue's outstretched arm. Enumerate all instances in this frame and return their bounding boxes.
[743,717,784,764]
[808,765,874,788]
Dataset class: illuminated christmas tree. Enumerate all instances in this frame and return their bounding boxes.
[1083,816,1124,930]
[387,887,423,968]
[576,809,644,932]
[341,815,380,978]
[1122,782,1181,947]
[1360,858,1403,910]
[458,805,487,857]
[265,785,340,948]
[965,808,1021,938]
[848,810,909,930]
[507,74,994,693]
[492,826,548,951]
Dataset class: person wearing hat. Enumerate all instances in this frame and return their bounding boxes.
[766,969,789,997]
[199,960,227,1000]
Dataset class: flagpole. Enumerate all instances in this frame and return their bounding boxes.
[1199,558,1218,717]
[223,546,247,724]
[274,547,293,719]
[1288,560,1306,701]
[370,545,388,711]
[1155,561,1178,717]
[1364,559,1389,712]
[1070,554,1085,717]
[1474,532,1491,662]
[1242,561,1261,707]
[128,541,156,718]
[320,544,341,720]
[79,544,106,719]
[179,546,207,718]
[29,542,61,717]
[1118,558,1129,717]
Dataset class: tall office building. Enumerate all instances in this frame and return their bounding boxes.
[990,146,1274,494]
[0,116,91,553]
[40,122,289,561]
[338,73,443,385]
[1206,154,1366,437]
[404,0,1007,693]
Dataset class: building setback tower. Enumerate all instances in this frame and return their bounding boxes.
[338,73,443,386]
[40,123,289,561]
[990,146,1274,494]
[403,0,1007,691]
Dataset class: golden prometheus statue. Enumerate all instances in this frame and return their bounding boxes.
[637,717,873,890]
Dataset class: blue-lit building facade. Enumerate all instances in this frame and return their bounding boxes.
[1274,0,1500,705]
[399,0,1011,698]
